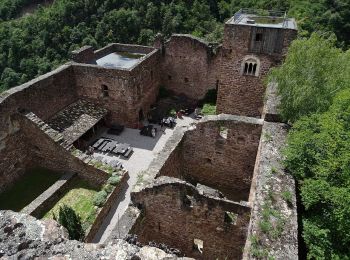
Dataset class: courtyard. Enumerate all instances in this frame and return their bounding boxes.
[91,115,195,243]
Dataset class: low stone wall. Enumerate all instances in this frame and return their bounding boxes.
[85,172,130,242]
[21,172,76,218]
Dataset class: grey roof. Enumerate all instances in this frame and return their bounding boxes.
[48,99,108,145]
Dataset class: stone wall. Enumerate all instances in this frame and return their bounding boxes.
[85,172,130,242]
[21,172,76,218]
[18,113,109,187]
[0,65,77,192]
[159,34,220,100]
[131,177,251,260]
[157,115,263,202]
[73,49,161,128]
[216,24,297,117]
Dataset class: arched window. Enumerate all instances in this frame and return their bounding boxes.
[241,55,260,77]
[101,85,109,97]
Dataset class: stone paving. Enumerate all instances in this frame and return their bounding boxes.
[91,116,195,243]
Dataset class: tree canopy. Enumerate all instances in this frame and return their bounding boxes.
[0,0,349,92]
[284,89,350,259]
[269,33,350,122]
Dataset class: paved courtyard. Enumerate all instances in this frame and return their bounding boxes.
[92,116,195,243]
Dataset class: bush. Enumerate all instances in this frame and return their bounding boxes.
[107,176,121,186]
[57,205,85,241]
[201,103,216,115]
[93,190,108,207]
[103,184,114,194]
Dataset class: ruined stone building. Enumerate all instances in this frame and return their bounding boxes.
[0,10,298,259]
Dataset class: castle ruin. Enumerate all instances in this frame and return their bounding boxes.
[0,9,298,259]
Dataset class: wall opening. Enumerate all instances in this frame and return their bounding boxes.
[242,56,260,77]
[101,85,109,97]
[224,211,238,225]
[255,33,263,41]
[193,239,203,254]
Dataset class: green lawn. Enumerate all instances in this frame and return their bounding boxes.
[0,168,62,211]
[43,178,98,231]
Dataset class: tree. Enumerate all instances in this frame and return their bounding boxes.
[268,33,349,122]
[56,205,85,241]
[284,89,350,259]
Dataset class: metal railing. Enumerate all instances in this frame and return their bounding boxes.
[233,8,289,27]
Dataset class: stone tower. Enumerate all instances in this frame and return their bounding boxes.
[216,9,297,117]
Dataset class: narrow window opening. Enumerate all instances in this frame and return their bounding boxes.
[151,70,153,80]
[244,63,249,74]
[224,211,238,225]
[248,63,253,74]
[219,126,228,139]
[253,63,257,75]
[184,77,189,83]
[101,84,109,97]
[168,75,172,80]
[193,239,203,254]
[255,33,263,42]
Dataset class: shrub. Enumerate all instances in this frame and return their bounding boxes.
[93,190,108,207]
[57,205,85,241]
[107,176,121,186]
[103,184,114,194]
[201,103,216,115]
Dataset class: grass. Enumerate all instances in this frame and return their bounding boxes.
[43,178,98,232]
[0,168,62,211]
[201,103,216,115]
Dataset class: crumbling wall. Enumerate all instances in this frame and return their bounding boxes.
[73,49,161,128]
[0,65,77,192]
[156,116,262,202]
[216,24,297,117]
[160,34,220,99]
[182,117,262,202]
[131,178,251,260]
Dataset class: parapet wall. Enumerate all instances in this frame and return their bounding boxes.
[131,177,251,259]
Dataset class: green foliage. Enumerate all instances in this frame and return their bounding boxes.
[281,190,293,207]
[107,176,121,186]
[269,33,350,122]
[201,103,216,115]
[0,0,349,91]
[284,89,350,258]
[103,183,114,194]
[57,204,85,241]
[92,190,108,207]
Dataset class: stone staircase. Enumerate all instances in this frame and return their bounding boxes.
[23,111,72,150]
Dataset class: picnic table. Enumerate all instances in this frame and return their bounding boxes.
[113,143,130,155]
